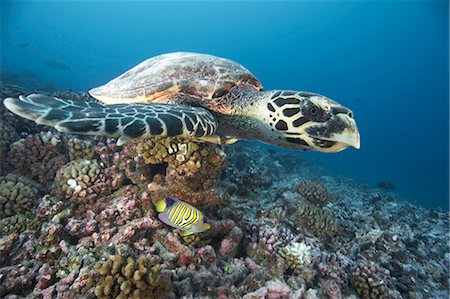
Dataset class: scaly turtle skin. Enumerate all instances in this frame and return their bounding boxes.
[4,52,360,152]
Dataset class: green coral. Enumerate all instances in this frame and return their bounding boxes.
[0,174,39,217]
[279,242,312,275]
[351,261,390,299]
[94,254,171,299]
[293,180,333,208]
[136,137,200,165]
[294,202,336,237]
[68,137,96,161]
[0,212,41,235]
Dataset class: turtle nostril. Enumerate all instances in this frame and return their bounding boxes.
[348,111,353,118]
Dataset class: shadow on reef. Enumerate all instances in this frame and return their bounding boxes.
[0,84,448,298]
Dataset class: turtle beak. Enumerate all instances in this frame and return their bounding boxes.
[306,112,360,153]
[324,114,360,149]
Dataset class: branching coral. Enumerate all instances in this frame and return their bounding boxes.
[0,174,39,217]
[8,131,67,184]
[67,137,96,161]
[279,242,312,275]
[94,254,171,299]
[350,260,391,299]
[293,202,336,237]
[55,159,112,204]
[293,180,333,208]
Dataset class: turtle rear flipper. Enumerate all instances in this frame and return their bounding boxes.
[4,94,218,145]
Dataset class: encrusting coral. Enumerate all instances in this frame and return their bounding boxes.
[8,131,67,184]
[0,174,40,217]
[94,254,171,299]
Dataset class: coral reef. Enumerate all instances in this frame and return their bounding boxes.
[8,131,67,184]
[0,85,448,299]
[0,174,40,217]
[94,254,171,299]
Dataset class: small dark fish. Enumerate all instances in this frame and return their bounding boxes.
[377,181,395,191]
[45,60,70,70]
[19,43,30,48]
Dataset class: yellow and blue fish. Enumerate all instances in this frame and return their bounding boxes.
[155,196,211,236]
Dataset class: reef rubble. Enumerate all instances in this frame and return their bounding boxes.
[0,85,448,299]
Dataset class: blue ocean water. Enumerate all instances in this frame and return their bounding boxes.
[1,0,448,209]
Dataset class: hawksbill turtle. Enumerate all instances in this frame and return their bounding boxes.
[3,52,360,152]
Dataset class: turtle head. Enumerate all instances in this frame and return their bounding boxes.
[263,91,360,152]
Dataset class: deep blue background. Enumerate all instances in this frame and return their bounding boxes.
[1,1,448,209]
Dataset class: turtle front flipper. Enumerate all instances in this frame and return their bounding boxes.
[3,94,218,145]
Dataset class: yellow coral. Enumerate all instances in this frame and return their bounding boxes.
[94,254,171,299]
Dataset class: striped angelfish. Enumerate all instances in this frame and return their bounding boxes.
[155,196,211,236]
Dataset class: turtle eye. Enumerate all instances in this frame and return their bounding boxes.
[309,108,317,116]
